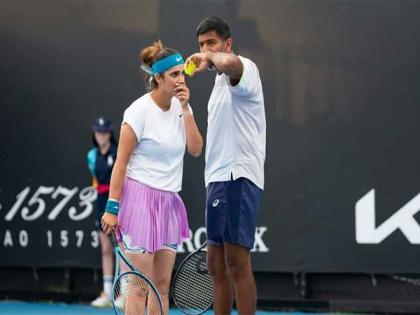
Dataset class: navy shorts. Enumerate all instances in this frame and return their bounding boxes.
[206,177,262,249]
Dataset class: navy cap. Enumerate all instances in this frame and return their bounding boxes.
[92,117,113,132]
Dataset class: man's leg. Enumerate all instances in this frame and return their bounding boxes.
[206,181,233,314]
[207,244,234,315]
[224,242,256,314]
[223,177,262,315]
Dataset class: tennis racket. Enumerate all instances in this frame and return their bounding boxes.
[172,242,214,315]
[109,233,163,315]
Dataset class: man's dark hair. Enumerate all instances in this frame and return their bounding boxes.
[196,16,231,40]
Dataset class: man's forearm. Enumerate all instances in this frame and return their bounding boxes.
[207,52,243,80]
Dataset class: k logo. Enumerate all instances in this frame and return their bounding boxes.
[356,189,420,244]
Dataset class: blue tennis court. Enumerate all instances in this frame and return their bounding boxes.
[0,301,351,315]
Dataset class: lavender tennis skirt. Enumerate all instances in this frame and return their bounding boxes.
[117,177,190,253]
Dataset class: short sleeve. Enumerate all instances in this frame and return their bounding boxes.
[122,100,146,142]
[87,148,97,176]
[229,56,260,97]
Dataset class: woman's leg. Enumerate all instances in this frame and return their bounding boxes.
[124,251,154,315]
[152,248,177,315]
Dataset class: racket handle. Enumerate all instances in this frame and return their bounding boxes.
[109,232,119,248]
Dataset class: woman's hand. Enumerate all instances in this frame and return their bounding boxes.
[175,82,190,108]
[101,212,118,235]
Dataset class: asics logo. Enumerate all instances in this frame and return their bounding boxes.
[212,199,219,207]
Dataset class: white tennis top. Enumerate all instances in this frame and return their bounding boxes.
[205,55,266,189]
[123,93,189,192]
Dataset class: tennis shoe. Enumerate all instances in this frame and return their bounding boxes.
[91,292,112,308]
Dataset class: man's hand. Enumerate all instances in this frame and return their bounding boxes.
[184,52,211,76]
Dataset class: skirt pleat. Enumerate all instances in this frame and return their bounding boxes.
[117,177,190,253]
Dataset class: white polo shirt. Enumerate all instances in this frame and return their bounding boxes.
[205,55,266,189]
[123,93,189,192]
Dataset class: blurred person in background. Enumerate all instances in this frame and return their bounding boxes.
[87,117,117,307]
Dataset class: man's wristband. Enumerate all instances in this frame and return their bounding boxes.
[105,199,120,215]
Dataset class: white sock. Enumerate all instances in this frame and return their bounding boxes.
[103,275,113,298]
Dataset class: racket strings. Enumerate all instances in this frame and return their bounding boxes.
[173,251,214,314]
[113,272,162,315]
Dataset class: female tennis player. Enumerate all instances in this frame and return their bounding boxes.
[101,40,203,314]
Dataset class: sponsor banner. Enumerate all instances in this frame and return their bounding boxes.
[0,185,270,268]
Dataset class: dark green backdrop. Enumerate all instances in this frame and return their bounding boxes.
[1,1,420,273]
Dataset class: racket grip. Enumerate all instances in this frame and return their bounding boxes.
[109,232,119,248]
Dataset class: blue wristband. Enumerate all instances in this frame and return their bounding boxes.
[105,199,119,215]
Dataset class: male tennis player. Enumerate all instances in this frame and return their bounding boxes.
[186,16,266,314]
